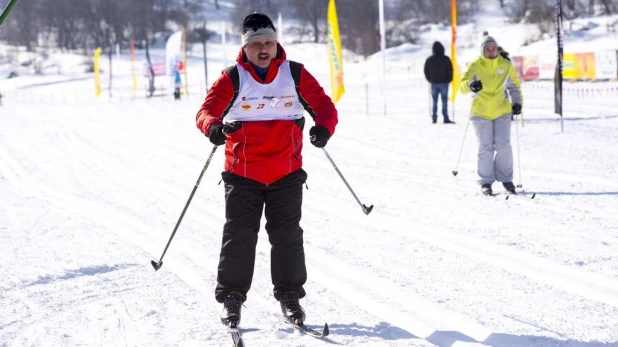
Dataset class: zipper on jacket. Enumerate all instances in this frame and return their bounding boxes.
[292,138,301,163]
[231,143,242,168]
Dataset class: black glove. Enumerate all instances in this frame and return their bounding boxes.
[512,103,522,115]
[309,126,331,148]
[469,80,483,93]
[208,124,228,146]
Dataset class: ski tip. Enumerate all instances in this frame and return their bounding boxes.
[531,193,536,199]
[323,323,329,337]
[505,195,510,200]
[151,260,162,271]
[363,204,374,215]
[452,170,458,176]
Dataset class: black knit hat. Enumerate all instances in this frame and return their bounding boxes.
[242,13,278,46]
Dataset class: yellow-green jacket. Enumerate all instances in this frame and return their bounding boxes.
[459,55,523,120]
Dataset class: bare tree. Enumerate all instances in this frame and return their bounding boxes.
[385,0,421,45]
[392,0,477,25]
[5,0,41,51]
[599,0,616,14]
[192,22,214,91]
[566,0,576,13]
[336,0,379,57]
[292,0,327,43]
[39,0,86,52]
[127,0,155,42]
[562,0,593,18]
[506,0,532,22]
[230,0,282,33]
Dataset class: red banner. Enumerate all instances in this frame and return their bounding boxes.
[522,56,540,80]
[512,56,523,78]
[144,62,166,77]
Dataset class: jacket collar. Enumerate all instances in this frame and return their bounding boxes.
[235,43,287,83]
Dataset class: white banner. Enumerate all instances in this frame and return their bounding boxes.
[539,54,557,80]
[595,50,618,80]
[166,31,183,97]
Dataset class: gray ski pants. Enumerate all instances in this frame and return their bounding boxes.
[471,114,513,185]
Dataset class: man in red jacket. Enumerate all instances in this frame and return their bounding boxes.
[196,13,338,328]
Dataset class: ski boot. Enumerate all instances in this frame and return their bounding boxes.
[503,182,517,195]
[481,183,493,196]
[280,292,306,324]
[221,292,243,327]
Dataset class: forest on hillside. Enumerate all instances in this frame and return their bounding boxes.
[1,0,617,57]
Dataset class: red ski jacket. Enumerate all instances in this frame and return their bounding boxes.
[196,44,338,185]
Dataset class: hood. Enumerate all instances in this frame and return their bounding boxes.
[432,41,445,56]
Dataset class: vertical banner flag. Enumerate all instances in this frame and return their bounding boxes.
[327,0,345,103]
[94,47,102,98]
[131,40,138,96]
[182,28,188,96]
[554,0,563,117]
[450,0,460,102]
[378,0,386,115]
[166,31,183,98]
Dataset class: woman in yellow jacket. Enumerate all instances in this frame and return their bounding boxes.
[459,33,523,196]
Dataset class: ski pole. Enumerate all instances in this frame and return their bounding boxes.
[0,0,20,26]
[514,113,523,188]
[315,144,373,215]
[452,116,471,176]
[151,145,218,271]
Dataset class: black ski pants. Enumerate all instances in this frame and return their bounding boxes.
[215,169,308,303]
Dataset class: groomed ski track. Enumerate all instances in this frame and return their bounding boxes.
[1,72,618,347]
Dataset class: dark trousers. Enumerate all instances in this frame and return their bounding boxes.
[215,169,308,303]
[431,82,449,118]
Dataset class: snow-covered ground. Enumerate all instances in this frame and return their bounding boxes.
[2,2,618,346]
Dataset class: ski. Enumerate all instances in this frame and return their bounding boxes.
[228,325,245,347]
[274,313,329,338]
[505,192,536,200]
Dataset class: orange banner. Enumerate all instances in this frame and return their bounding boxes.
[522,55,540,80]
[574,52,595,80]
[449,0,459,102]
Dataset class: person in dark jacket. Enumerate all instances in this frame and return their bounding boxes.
[424,41,454,124]
[195,13,338,329]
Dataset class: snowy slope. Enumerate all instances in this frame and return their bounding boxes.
[2,2,618,347]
